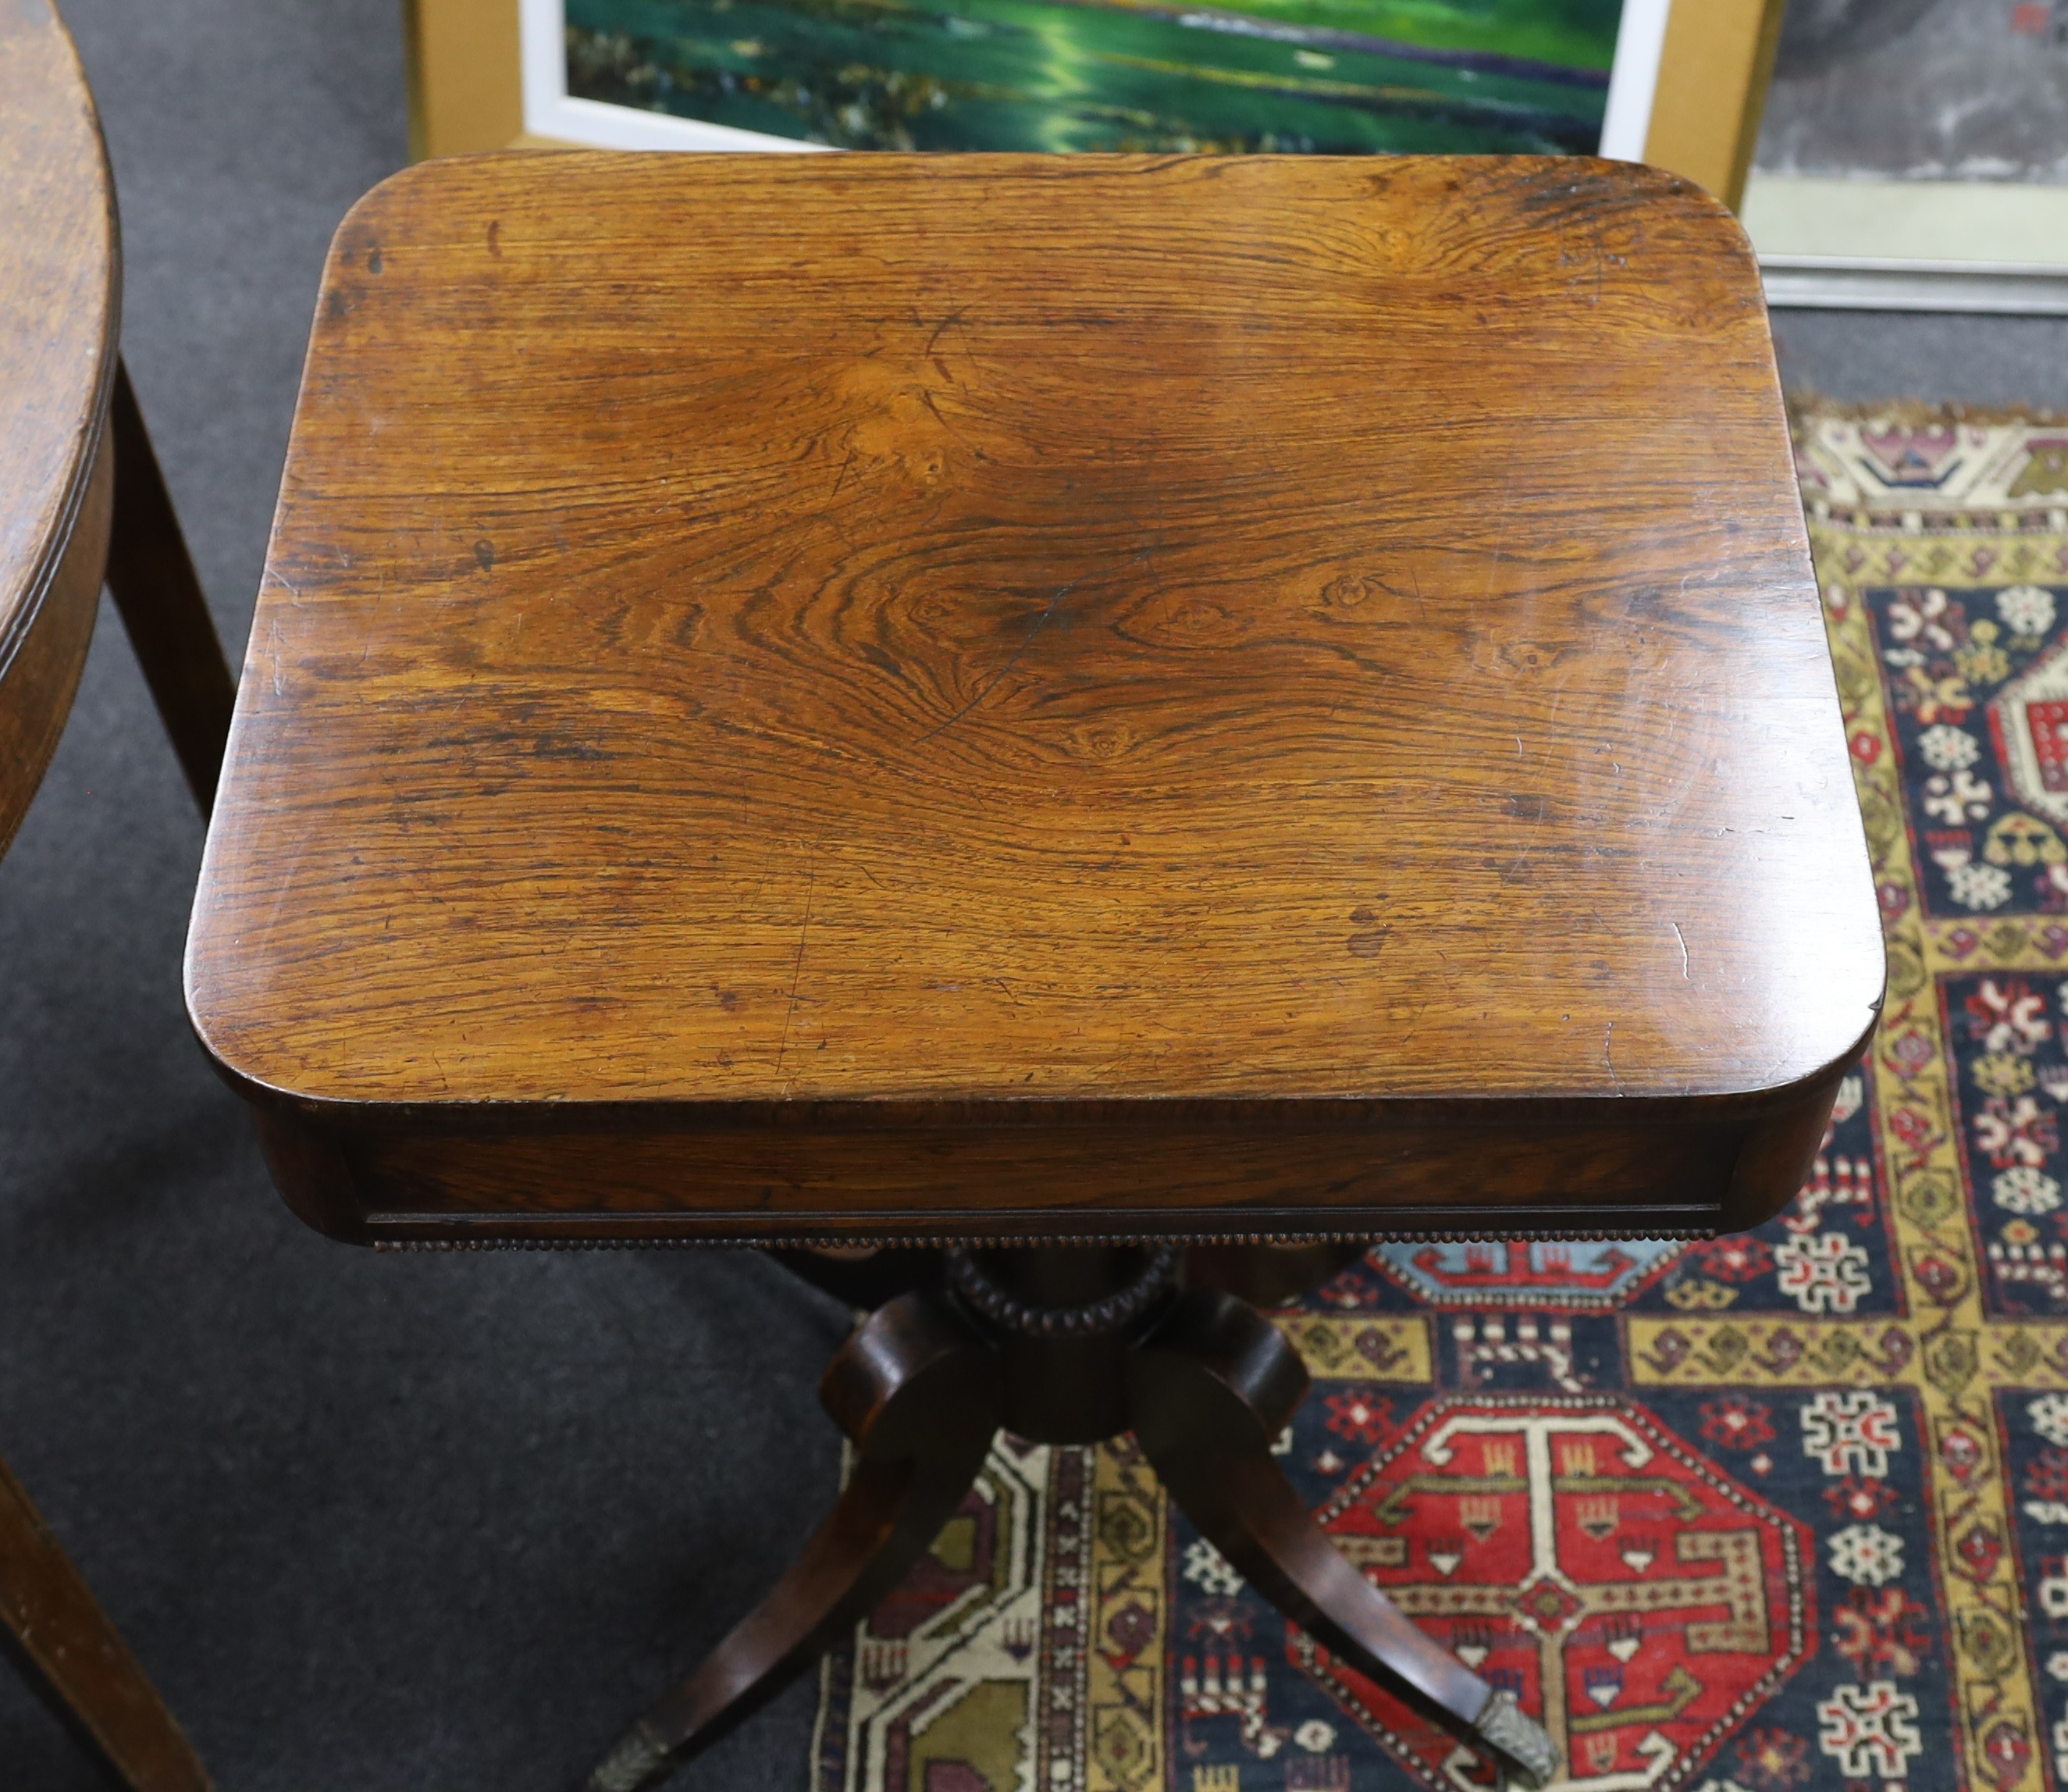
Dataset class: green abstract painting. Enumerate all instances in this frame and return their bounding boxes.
[564,0,1621,155]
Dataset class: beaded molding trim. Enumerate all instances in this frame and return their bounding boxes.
[371,1224,1719,1252]
[945,1244,1182,1338]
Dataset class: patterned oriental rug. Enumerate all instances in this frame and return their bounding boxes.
[808,403,2068,1792]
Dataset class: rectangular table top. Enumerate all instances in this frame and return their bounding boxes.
[187,153,1881,1245]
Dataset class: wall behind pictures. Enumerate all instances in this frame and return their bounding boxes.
[1757,0,2068,185]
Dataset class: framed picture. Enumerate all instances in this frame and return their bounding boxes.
[404,0,1783,208]
[1741,0,2068,313]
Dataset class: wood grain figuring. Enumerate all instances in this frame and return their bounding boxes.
[190,153,1882,1240]
[0,0,116,852]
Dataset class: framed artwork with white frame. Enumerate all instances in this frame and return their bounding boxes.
[405,0,1785,205]
[520,0,1669,162]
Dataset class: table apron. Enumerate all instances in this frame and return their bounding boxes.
[247,1096,1840,1246]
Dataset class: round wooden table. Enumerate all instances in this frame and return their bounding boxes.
[1,4,233,1787]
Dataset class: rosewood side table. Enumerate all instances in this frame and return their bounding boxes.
[185,153,1882,1791]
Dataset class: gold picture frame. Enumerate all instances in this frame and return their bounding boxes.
[403,0,1784,211]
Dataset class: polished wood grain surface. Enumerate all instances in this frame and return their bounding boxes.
[0,0,116,853]
[0,2,233,845]
[190,153,1881,1242]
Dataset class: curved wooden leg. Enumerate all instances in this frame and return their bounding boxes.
[1129,1291,1556,1791]
[0,1450,210,1791]
[579,1292,1002,1792]
[103,357,236,818]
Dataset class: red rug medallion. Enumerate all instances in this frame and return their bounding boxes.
[810,403,2068,1792]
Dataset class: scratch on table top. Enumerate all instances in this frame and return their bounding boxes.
[773,861,816,1084]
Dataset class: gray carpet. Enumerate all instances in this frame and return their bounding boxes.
[3,3,2066,1788]
[1771,309,2068,414]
